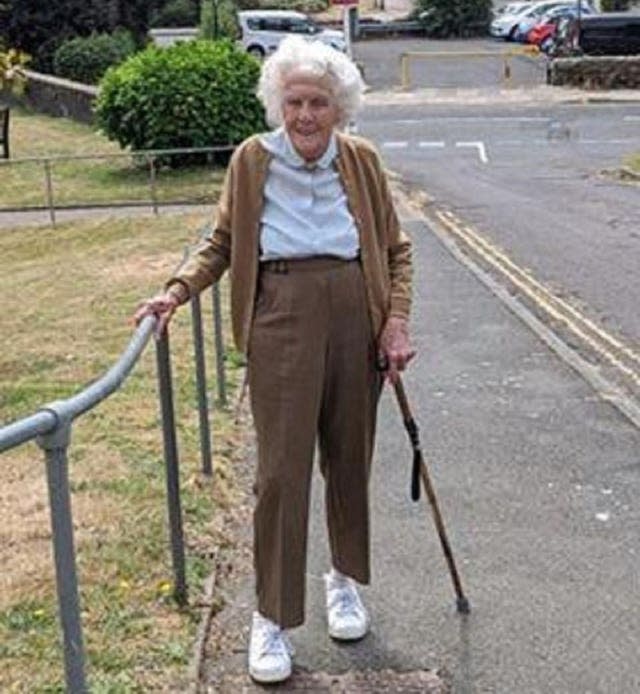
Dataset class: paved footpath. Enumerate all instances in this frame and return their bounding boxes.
[197,195,640,692]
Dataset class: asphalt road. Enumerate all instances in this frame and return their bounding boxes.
[358,101,640,347]
[354,38,547,91]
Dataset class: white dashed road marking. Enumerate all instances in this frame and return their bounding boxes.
[393,116,550,124]
[418,141,446,148]
[382,141,409,149]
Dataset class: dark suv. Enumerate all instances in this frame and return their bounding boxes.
[578,13,640,55]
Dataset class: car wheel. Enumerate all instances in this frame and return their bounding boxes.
[507,25,518,41]
[247,45,265,59]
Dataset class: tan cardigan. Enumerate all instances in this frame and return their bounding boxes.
[167,132,412,354]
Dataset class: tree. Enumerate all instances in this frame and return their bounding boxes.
[0,47,30,96]
[199,0,239,41]
[414,0,492,38]
[0,0,165,72]
[200,0,218,39]
[150,0,199,28]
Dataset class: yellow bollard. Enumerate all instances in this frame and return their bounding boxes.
[503,55,512,85]
[401,53,410,90]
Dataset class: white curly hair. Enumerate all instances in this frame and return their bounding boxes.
[257,36,364,129]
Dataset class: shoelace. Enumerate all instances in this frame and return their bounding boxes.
[258,628,286,657]
[257,625,294,658]
[328,583,360,617]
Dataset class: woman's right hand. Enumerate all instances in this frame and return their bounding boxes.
[132,291,180,337]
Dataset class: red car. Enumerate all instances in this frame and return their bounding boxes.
[527,18,557,46]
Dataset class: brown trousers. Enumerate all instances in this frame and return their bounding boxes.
[248,257,381,628]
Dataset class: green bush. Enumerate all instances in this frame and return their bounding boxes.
[53,31,136,85]
[95,39,265,163]
[150,0,199,28]
[413,0,491,38]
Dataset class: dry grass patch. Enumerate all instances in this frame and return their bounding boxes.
[625,152,640,174]
[0,212,248,692]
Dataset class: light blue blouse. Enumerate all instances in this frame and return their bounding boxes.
[258,127,360,261]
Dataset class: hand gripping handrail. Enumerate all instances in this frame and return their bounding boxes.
[0,225,228,693]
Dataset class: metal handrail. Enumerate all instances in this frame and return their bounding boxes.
[0,145,235,166]
[0,144,236,225]
[0,317,155,453]
[0,315,158,693]
[0,233,229,691]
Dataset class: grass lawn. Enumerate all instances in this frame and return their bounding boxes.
[0,109,226,209]
[0,212,246,691]
[625,152,640,174]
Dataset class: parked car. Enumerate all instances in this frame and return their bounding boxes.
[490,0,583,40]
[577,13,640,55]
[491,1,559,39]
[493,1,532,18]
[523,4,595,45]
[512,1,594,42]
[237,10,346,58]
[527,13,563,46]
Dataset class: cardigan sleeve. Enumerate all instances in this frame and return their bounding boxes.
[166,155,235,302]
[376,154,412,320]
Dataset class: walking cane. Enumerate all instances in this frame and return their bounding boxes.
[381,360,471,615]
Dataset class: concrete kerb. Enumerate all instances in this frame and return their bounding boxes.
[391,185,640,433]
[363,85,640,106]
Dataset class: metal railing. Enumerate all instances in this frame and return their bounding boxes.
[399,45,542,89]
[1,106,9,159]
[0,237,229,692]
[0,145,235,226]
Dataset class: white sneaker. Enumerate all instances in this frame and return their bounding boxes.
[248,611,293,683]
[324,568,370,641]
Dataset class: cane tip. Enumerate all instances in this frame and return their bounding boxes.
[456,597,471,615]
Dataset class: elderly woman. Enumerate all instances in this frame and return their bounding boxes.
[135,36,414,683]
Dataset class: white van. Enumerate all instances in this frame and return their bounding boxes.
[238,10,346,58]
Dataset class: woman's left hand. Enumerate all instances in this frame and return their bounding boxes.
[378,316,416,384]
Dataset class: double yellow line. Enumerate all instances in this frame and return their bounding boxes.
[434,209,640,392]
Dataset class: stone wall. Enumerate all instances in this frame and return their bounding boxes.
[548,56,640,89]
[21,70,98,124]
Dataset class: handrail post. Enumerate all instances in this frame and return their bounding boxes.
[43,158,56,227]
[37,416,87,694]
[190,293,213,476]
[211,284,227,407]
[154,330,188,606]
[147,154,159,216]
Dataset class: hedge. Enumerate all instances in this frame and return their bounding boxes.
[95,39,265,164]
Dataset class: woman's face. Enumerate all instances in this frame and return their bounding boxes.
[281,73,340,163]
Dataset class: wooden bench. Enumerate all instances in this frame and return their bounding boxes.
[1,106,9,159]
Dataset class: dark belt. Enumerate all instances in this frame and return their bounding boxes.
[259,255,359,274]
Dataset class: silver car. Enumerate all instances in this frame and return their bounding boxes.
[238,10,346,58]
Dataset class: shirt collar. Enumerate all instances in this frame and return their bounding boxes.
[260,127,337,170]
